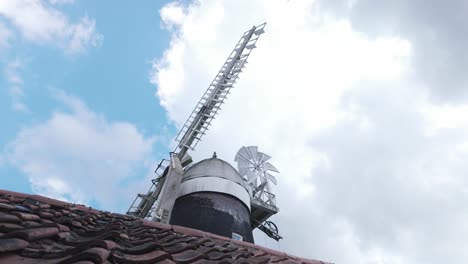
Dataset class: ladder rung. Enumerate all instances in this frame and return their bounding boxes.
[207,105,221,110]
[191,129,206,135]
[182,144,195,151]
[217,89,229,94]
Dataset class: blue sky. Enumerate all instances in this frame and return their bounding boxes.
[1,1,174,210]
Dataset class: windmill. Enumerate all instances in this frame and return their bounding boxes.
[127,22,281,241]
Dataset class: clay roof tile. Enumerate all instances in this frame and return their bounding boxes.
[0,189,332,264]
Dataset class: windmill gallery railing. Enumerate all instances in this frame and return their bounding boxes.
[251,186,277,212]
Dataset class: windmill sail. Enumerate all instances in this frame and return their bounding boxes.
[174,25,267,160]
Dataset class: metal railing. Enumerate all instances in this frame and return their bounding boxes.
[251,186,278,212]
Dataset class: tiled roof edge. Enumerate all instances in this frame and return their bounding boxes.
[0,189,333,264]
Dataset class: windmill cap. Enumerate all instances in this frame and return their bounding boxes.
[179,156,251,209]
[182,157,247,189]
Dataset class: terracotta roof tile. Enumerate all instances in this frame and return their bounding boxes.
[0,238,29,253]
[0,203,16,210]
[12,212,41,221]
[0,212,21,223]
[0,189,332,264]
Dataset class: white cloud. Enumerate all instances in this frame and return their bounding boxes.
[160,2,187,30]
[420,103,468,135]
[4,90,156,211]
[4,59,28,112]
[151,1,468,263]
[48,0,74,5]
[317,0,468,103]
[0,0,102,54]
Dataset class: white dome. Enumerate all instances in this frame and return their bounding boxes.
[183,157,247,188]
[178,157,251,209]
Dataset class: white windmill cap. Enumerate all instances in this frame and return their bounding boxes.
[182,156,247,189]
[178,156,251,209]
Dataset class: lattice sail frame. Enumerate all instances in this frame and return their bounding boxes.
[127,23,266,220]
[174,23,266,159]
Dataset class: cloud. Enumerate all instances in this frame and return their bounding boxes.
[4,59,28,112]
[0,0,102,54]
[4,90,156,211]
[316,0,468,103]
[150,1,468,263]
[159,2,188,30]
[307,81,468,263]
[48,0,74,5]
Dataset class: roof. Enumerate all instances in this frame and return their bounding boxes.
[0,189,330,264]
[184,157,247,189]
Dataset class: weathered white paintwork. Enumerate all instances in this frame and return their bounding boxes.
[178,157,251,210]
[155,153,184,223]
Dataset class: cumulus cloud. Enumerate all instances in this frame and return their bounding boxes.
[0,0,102,54]
[317,0,468,103]
[4,90,156,211]
[150,1,468,263]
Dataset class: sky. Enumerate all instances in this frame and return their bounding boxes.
[1,1,467,263]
